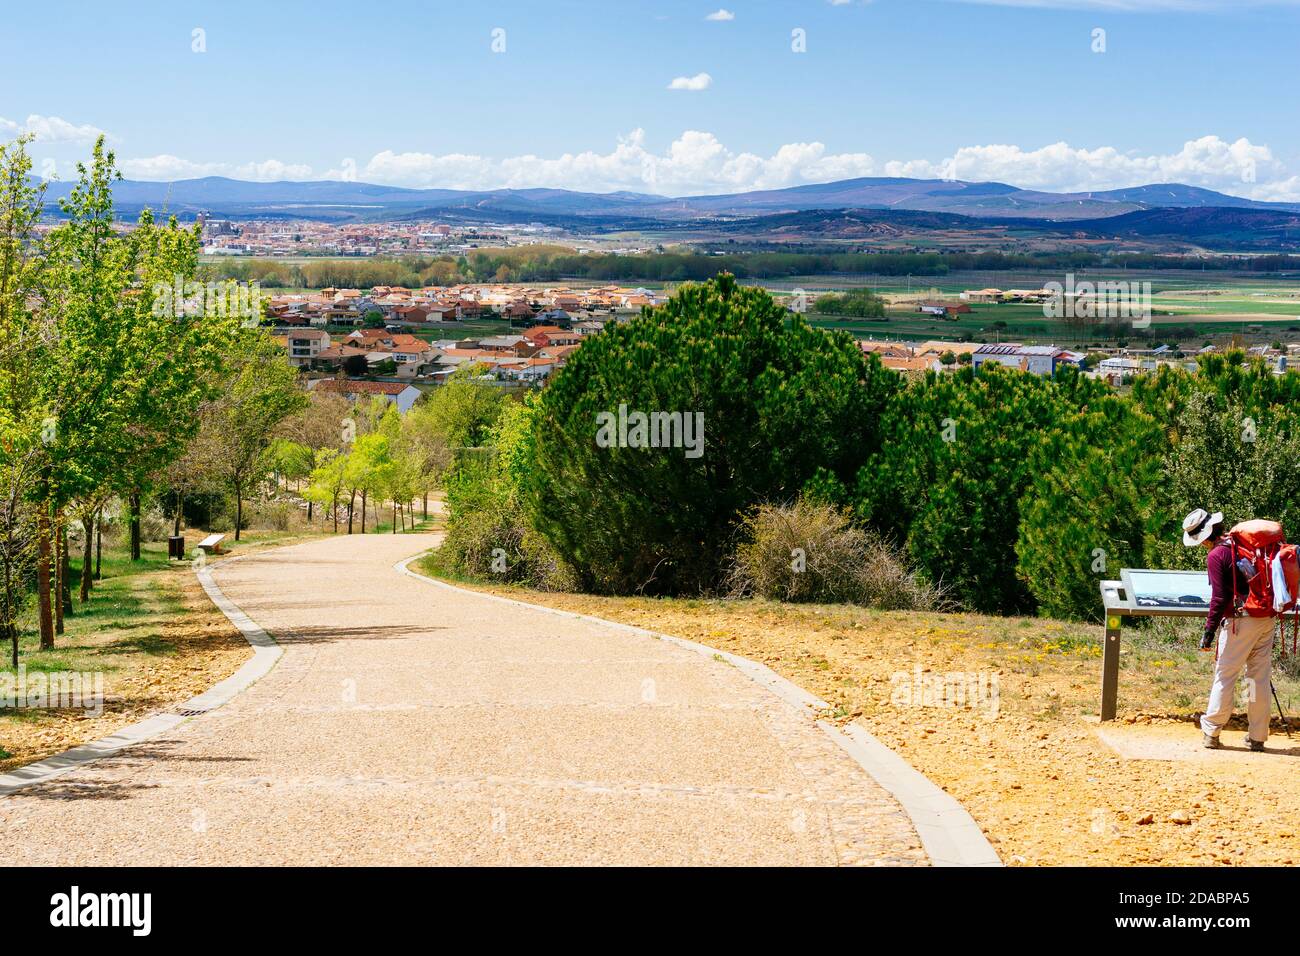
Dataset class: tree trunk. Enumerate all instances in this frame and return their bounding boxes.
[60,524,72,618]
[347,490,356,534]
[332,493,338,533]
[95,506,103,580]
[80,515,94,603]
[307,499,313,522]
[37,503,53,649]
[3,533,17,667]
[392,502,398,534]
[174,490,183,537]
[234,481,243,542]
[423,493,428,520]
[129,490,141,561]
[360,491,367,534]
[54,518,65,636]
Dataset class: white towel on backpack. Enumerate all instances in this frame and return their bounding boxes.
[1272,553,1292,612]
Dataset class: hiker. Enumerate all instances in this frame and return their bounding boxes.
[1182,508,1273,751]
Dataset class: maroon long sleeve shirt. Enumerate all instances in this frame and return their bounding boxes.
[1205,539,1249,638]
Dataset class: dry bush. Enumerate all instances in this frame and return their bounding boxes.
[439,506,575,592]
[139,506,171,543]
[245,499,292,532]
[728,499,951,611]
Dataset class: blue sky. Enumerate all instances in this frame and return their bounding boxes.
[2,0,1298,198]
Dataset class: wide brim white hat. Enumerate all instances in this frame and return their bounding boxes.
[1182,508,1224,546]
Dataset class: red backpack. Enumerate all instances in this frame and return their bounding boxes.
[1227,519,1300,617]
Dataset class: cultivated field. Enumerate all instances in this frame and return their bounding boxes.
[763,271,1300,347]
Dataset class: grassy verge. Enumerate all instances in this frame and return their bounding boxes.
[415,551,1300,866]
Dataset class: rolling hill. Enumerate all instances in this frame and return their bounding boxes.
[30,174,1300,226]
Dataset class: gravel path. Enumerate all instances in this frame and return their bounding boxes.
[0,534,926,865]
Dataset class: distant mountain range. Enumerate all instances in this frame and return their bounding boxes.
[31,174,1300,225]
[716,205,1300,252]
[28,174,1300,251]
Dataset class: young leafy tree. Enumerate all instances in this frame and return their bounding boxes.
[414,368,505,449]
[32,137,137,644]
[345,432,391,534]
[400,403,451,519]
[109,208,233,559]
[0,135,46,664]
[304,449,349,533]
[204,330,306,540]
[267,439,315,492]
[280,391,352,451]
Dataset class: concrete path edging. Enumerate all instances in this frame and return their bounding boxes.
[0,556,282,798]
[396,555,1002,868]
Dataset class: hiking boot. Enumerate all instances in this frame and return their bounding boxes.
[1202,732,1222,749]
[1247,738,1265,752]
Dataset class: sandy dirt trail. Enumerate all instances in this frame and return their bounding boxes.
[0,534,927,866]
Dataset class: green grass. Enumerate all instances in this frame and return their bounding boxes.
[6,540,180,677]
[763,271,1300,346]
[368,516,438,535]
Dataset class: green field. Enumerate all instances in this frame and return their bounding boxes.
[776,271,1300,347]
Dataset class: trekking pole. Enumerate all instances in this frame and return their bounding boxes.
[1271,682,1293,738]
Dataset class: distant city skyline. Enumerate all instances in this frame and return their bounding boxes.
[3,0,1299,199]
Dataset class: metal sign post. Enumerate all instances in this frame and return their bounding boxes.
[1098,569,1211,720]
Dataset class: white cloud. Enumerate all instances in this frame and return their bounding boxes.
[338,130,873,195]
[705,8,735,19]
[1253,176,1300,203]
[667,72,712,91]
[0,114,109,145]
[114,132,1300,201]
[119,154,313,182]
[881,136,1278,196]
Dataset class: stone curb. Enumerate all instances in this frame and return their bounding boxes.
[396,555,1002,868]
[0,554,282,798]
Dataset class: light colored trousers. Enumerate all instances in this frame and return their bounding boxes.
[1200,615,1274,742]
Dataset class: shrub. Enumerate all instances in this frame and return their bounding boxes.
[811,289,888,318]
[437,397,575,592]
[1016,394,1164,621]
[139,505,171,543]
[527,274,897,595]
[855,363,1092,614]
[728,499,949,611]
[245,499,292,532]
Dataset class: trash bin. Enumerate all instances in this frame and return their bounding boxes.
[168,536,186,560]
